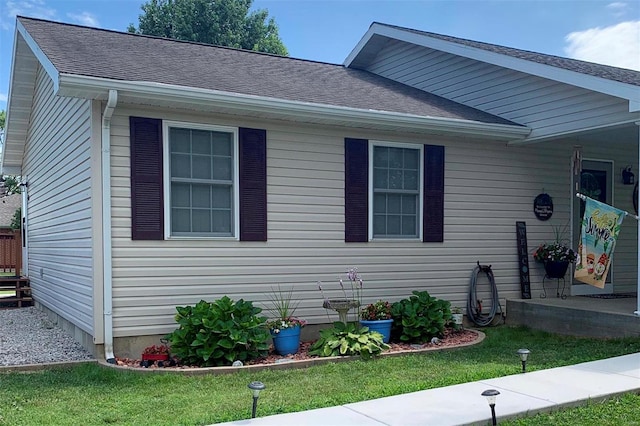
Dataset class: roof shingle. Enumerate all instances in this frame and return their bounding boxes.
[18,16,519,126]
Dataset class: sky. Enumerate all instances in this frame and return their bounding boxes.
[0,0,639,113]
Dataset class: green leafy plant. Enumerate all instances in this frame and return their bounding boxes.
[265,285,307,333]
[10,208,20,231]
[308,322,389,359]
[166,297,270,367]
[360,300,392,320]
[391,290,451,343]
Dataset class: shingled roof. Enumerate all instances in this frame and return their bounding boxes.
[376,23,640,86]
[18,16,518,126]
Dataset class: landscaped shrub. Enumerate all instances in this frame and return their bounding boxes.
[308,321,389,360]
[166,297,270,367]
[391,290,452,343]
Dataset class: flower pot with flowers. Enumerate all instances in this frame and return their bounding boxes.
[265,286,307,355]
[360,300,394,343]
[533,226,577,279]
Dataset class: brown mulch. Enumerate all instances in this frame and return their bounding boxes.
[116,328,479,370]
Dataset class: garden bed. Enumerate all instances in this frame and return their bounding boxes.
[110,328,483,374]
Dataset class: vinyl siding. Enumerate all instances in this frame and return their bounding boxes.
[365,39,637,140]
[22,66,94,334]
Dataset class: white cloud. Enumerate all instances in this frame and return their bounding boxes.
[564,21,640,71]
[67,11,99,27]
[2,0,57,30]
[0,93,7,102]
[606,2,629,17]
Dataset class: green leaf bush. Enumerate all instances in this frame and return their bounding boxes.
[166,297,270,367]
[308,322,389,360]
[391,290,452,343]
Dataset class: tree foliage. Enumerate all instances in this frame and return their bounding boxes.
[127,0,288,55]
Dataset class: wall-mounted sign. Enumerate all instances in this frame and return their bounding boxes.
[533,193,553,221]
[516,221,531,299]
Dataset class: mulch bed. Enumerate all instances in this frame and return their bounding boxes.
[115,328,479,370]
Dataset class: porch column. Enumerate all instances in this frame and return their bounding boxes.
[636,122,640,316]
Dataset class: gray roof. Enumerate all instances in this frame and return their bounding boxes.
[18,16,519,126]
[376,23,640,87]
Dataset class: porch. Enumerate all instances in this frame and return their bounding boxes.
[506,294,640,338]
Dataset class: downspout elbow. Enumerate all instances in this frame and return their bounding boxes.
[102,89,117,363]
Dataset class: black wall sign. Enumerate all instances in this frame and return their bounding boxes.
[516,221,531,299]
[533,193,553,221]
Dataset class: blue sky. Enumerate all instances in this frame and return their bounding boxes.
[0,0,639,112]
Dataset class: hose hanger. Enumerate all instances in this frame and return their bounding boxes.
[467,262,504,327]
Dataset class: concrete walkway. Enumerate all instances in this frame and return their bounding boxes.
[216,352,640,426]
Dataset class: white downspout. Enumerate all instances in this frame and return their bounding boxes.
[102,90,118,362]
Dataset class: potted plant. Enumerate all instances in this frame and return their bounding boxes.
[265,286,307,355]
[359,300,393,343]
[141,344,170,362]
[533,226,577,278]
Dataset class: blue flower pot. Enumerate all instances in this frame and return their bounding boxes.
[270,325,301,355]
[360,319,394,343]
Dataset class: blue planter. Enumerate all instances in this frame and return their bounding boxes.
[360,319,394,343]
[270,325,301,355]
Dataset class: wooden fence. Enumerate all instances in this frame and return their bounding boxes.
[0,229,22,276]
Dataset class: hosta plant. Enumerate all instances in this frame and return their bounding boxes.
[391,290,451,343]
[308,322,389,360]
[166,297,270,367]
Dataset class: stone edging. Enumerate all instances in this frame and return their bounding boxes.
[0,359,98,373]
[98,329,486,375]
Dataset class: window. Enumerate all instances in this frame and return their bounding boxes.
[344,138,443,243]
[371,143,422,239]
[164,122,239,238]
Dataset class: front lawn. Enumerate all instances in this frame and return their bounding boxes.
[0,326,638,425]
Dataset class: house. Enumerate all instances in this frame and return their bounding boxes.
[2,17,639,360]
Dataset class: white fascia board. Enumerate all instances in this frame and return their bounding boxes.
[351,24,639,110]
[15,19,60,93]
[58,74,531,141]
[0,27,20,173]
[508,117,640,145]
[344,25,377,67]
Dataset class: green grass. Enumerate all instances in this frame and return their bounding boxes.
[0,326,638,426]
[503,393,640,425]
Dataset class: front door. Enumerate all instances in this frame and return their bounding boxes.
[572,159,614,294]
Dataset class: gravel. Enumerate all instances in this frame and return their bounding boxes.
[0,307,95,366]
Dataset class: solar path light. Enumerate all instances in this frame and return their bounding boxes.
[481,389,500,425]
[248,381,266,418]
[517,348,531,373]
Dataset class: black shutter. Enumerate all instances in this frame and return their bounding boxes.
[345,138,369,242]
[130,117,164,240]
[423,144,445,242]
[239,127,267,241]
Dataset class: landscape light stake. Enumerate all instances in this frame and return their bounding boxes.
[481,389,500,426]
[517,348,531,373]
[248,381,265,418]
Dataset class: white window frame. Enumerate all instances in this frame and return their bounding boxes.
[162,120,240,240]
[368,141,424,241]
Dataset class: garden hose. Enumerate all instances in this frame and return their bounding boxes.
[467,263,504,327]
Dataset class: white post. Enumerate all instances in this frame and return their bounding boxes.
[636,121,640,316]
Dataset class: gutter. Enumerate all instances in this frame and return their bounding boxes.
[58,74,531,142]
[101,89,118,364]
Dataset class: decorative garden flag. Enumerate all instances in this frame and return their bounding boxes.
[574,197,625,288]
